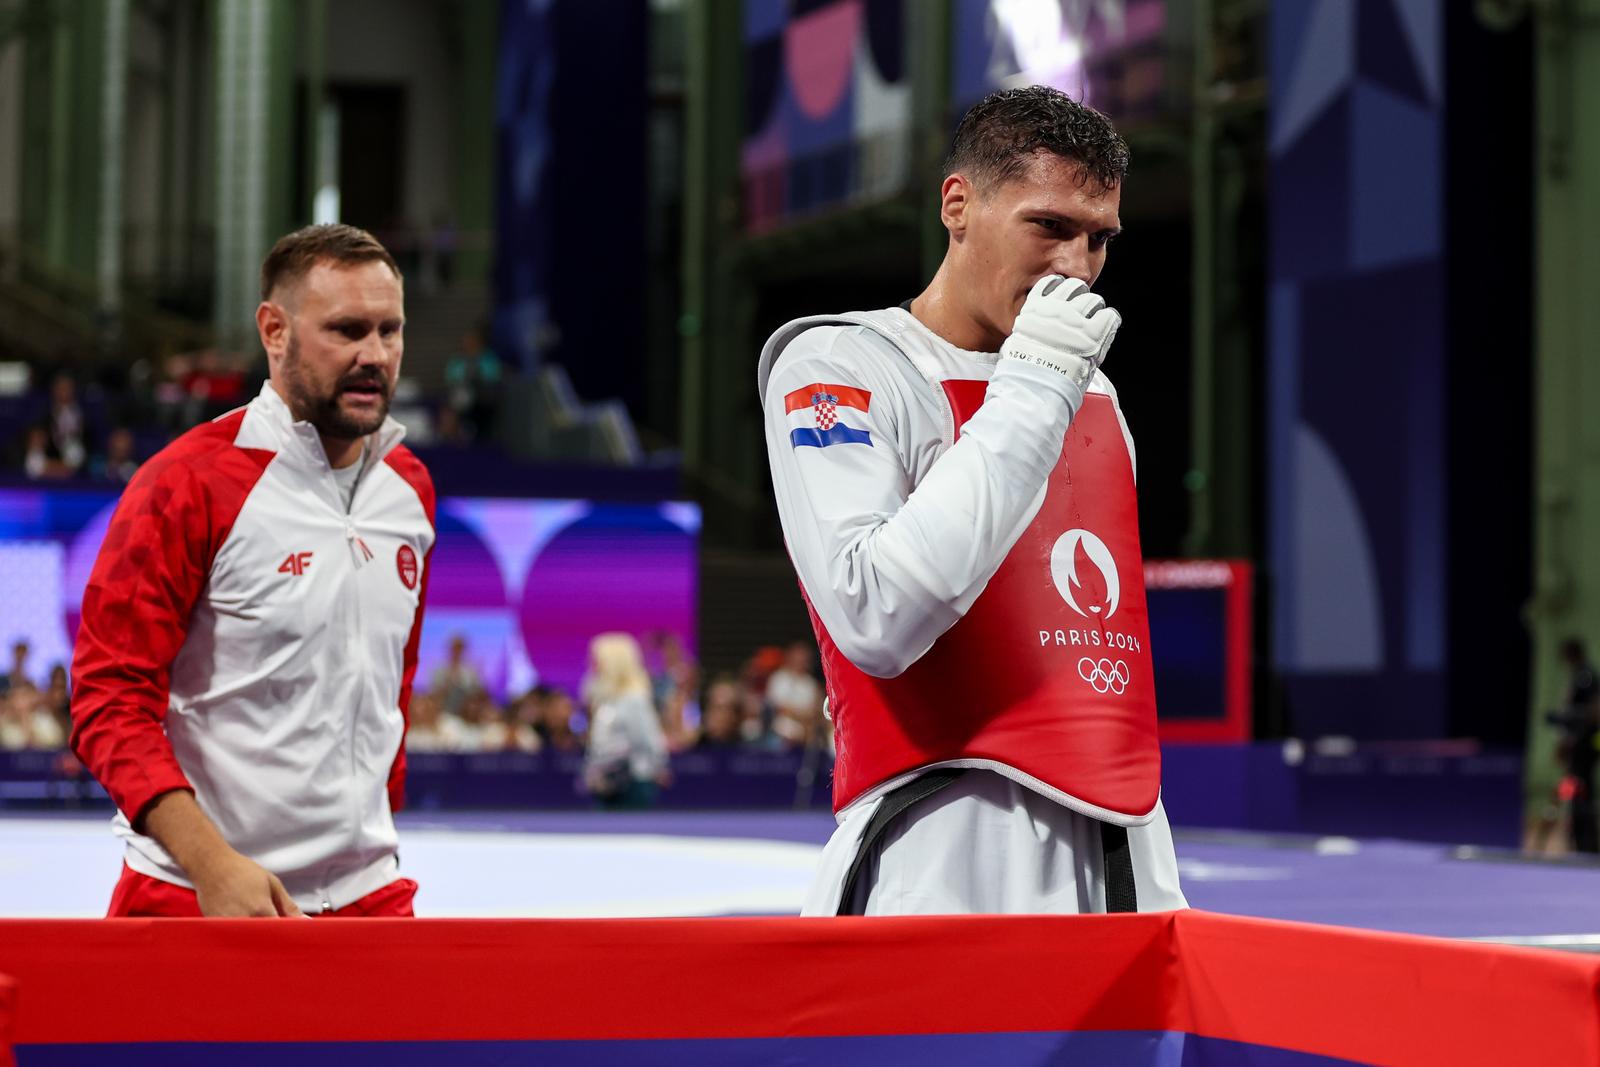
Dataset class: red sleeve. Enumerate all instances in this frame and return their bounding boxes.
[69,414,270,826]
[384,446,436,814]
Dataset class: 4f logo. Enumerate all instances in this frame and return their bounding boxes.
[278,552,313,577]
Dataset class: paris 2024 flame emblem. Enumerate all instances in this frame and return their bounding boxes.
[1050,530,1129,695]
[1050,529,1119,620]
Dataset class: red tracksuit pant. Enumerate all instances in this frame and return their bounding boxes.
[107,864,418,917]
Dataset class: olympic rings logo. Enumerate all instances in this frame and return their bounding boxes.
[1078,657,1130,695]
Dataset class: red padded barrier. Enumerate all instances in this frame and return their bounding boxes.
[0,911,1594,1064]
[0,973,14,1067]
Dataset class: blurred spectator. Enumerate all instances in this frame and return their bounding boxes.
[696,675,743,749]
[648,631,698,708]
[459,688,509,750]
[152,352,195,428]
[660,697,700,753]
[582,633,669,809]
[91,427,141,484]
[443,327,502,440]
[0,689,30,750]
[0,683,65,750]
[1,641,33,695]
[504,690,545,753]
[648,632,701,752]
[23,425,74,480]
[44,663,69,724]
[532,687,583,752]
[405,692,465,752]
[767,641,823,749]
[181,349,247,412]
[736,647,784,746]
[433,405,469,446]
[429,634,482,715]
[46,372,88,474]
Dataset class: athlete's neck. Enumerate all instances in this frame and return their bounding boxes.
[909,261,1005,354]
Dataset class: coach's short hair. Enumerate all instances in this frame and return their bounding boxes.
[944,85,1129,193]
[259,223,401,302]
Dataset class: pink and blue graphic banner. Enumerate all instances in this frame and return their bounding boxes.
[0,488,698,700]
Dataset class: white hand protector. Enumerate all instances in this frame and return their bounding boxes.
[999,274,1121,389]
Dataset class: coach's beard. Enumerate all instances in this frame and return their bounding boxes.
[281,336,392,440]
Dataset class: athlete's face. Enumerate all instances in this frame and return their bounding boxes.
[945,151,1122,346]
[258,260,405,442]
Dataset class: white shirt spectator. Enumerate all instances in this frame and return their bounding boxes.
[767,667,821,717]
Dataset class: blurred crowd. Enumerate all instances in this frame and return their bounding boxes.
[0,642,71,753]
[2,326,504,482]
[0,626,830,815]
[408,634,827,756]
[404,631,830,808]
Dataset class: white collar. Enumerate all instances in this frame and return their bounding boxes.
[250,380,407,470]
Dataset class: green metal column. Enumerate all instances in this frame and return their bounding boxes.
[16,0,55,259]
[680,0,741,479]
[31,0,105,278]
[95,0,126,340]
[213,0,292,349]
[1184,1,1260,561]
[909,0,951,280]
[451,0,497,287]
[1527,0,1600,822]
[13,1,117,283]
[265,0,295,238]
[301,0,325,223]
[66,1,106,281]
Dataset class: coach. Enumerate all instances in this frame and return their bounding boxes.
[70,224,436,917]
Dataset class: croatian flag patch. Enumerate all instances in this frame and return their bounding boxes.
[784,383,873,448]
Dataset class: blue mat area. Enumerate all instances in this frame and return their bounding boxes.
[5,810,1598,941]
[397,810,1600,940]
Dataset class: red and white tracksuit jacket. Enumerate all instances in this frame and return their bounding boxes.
[70,382,435,912]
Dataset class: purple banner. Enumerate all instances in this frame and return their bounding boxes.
[0,489,699,701]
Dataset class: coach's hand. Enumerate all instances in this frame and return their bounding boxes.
[1000,274,1121,389]
[141,789,305,917]
[191,847,304,917]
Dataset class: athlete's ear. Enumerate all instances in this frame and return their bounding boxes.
[256,300,290,364]
[940,173,974,236]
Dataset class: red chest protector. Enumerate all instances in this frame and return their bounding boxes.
[809,382,1161,819]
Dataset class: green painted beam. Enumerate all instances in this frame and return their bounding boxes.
[1527,0,1600,822]
[265,0,296,239]
[680,0,741,479]
[301,0,324,225]
[451,0,496,286]
[909,0,951,280]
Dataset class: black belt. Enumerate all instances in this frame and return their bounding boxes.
[836,769,967,915]
[835,770,1139,914]
[1101,822,1138,913]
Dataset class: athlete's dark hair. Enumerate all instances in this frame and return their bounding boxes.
[260,223,401,301]
[944,85,1129,193]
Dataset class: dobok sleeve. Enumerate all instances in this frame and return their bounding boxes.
[762,325,1085,678]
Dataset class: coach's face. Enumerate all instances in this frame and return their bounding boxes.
[945,150,1122,347]
[258,260,405,444]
